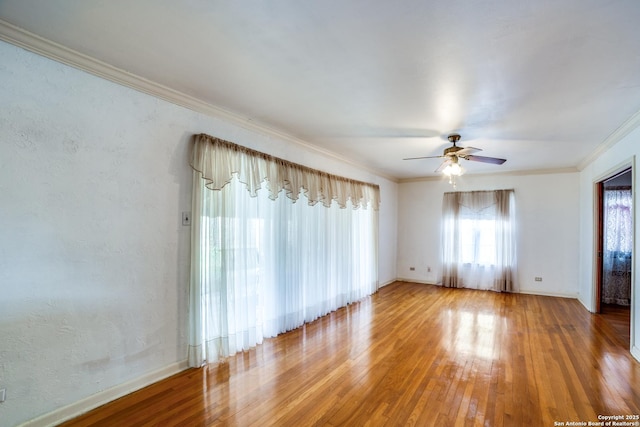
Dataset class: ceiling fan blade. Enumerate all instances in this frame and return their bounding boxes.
[403,155,445,160]
[455,146,482,156]
[464,154,507,165]
[434,159,451,173]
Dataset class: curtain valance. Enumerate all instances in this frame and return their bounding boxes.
[443,190,513,217]
[190,133,380,210]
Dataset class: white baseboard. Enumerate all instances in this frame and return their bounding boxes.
[518,289,578,299]
[20,360,190,427]
[576,295,595,313]
[395,277,439,285]
[394,279,578,298]
[378,279,397,288]
[632,346,640,363]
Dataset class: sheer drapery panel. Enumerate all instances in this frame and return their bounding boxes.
[602,187,632,305]
[188,135,379,367]
[441,190,516,291]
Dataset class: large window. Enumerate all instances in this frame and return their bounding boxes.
[441,189,516,291]
[188,135,379,367]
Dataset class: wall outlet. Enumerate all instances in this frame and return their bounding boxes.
[0,388,6,403]
[535,277,543,282]
[409,267,415,271]
[427,266,431,273]
[182,211,191,226]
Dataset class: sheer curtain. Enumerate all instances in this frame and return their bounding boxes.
[188,134,379,367]
[602,187,632,305]
[441,190,516,291]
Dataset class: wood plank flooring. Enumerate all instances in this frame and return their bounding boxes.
[60,282,640,426]
[600,303,631,345]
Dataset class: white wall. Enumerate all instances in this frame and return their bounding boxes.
[378,178,398,286]
[0,40,398,426]
[397,171,580,297]
[578,124,639,362]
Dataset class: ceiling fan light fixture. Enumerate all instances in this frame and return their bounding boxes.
[442,156,463,189]
[443,162,464,177]
[402,133,504,189]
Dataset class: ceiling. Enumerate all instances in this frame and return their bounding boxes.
[2,0,640,180]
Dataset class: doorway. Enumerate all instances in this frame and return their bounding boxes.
[596,168,633,344]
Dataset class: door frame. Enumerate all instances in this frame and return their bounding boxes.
[593,159,635,350]
[595,180,604,314]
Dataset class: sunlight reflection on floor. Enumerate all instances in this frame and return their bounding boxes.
[443,309,504,360]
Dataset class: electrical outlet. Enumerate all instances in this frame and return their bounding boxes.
[427,266,431,273]
[182,211,191,226]
[535,277,543,282]
[0,388,6,403]
[409,267,415,271]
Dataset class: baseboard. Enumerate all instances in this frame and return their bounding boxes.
[632,346,640,363]
[518,289,578,299]
[394,279,580,299]
[395,277,439,285]
[20,359,190,427]
[577,295,595,313]
[378,279,398,288]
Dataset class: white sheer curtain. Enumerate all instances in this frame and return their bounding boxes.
[441,190,516,291]
[188,134,379,367]
[602,187,632,305]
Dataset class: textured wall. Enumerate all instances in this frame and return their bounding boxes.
[0,40,398,426]
[0,41,193,426]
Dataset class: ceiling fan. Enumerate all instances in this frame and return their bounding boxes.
[403,133,507,173]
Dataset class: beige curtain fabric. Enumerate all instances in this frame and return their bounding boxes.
[441,189,516,292]
[190,133,380,210]
[187,133,380,367]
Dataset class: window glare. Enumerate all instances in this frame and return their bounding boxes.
[459,219,496,265]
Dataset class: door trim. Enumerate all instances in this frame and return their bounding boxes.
[592,158,635,353]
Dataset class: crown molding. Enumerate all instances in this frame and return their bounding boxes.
[0,19,398,183]
[398,166,579,183]
[577,108,640,171]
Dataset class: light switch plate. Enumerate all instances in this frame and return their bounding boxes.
[182,211,191,226]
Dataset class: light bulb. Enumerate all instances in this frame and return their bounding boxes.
[449,162,463,176]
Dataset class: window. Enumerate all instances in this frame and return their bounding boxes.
[442,190,516,291]
[188,134,379,367]
[602,186,632,305]
[459,217,497,266]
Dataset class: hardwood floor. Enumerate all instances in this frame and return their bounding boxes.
[60,282,640,426]
[600,303,631,346]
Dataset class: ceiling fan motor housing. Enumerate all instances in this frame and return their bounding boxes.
[444,145,463,156]
[444,134,462,156]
